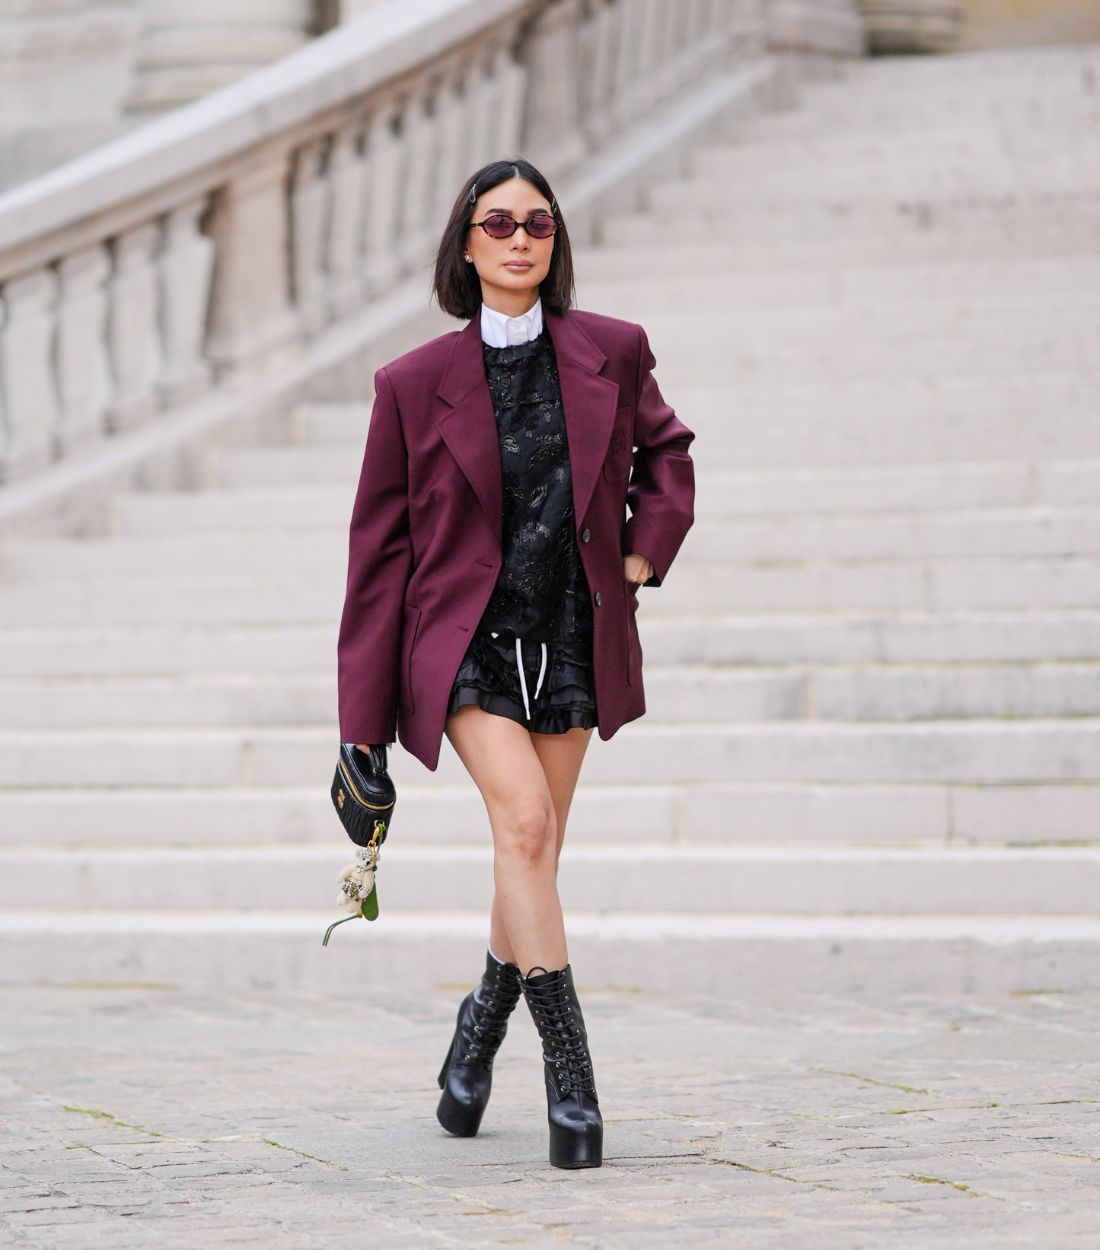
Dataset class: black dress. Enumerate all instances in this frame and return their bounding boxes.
[446,326,598,732]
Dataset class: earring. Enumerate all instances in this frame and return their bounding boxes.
[464,255,472,263]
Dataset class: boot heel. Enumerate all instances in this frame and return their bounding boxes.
[435,952,521,1137]
[436,1028,484,1135]
[437,1032,456,1090]
[549,1118,603,1169]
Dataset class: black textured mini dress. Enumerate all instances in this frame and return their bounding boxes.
[446,325,598,733]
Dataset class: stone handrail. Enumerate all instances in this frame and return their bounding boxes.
[0,0,863,490]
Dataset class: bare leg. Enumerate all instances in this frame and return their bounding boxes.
[445,706,572,973]
[483,724,594,963]
[532,725,595,867]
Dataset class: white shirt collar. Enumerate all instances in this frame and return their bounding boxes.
[479,298,544,348]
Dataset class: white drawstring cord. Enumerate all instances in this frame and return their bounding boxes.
[534,641,548,701]
[514,636,549,721]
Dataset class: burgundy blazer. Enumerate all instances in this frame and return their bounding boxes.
[337,306,696,771]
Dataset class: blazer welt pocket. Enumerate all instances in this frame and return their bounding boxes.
[604,405,634,481]
[603,450,632,483]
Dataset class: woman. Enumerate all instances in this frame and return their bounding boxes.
[336,158,695,1169]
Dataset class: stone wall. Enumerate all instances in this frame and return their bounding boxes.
[128,0,318,113]
[857,0,963,52]
[960,0,1100,47]
[0,1,322,188]
[0,1,142,136]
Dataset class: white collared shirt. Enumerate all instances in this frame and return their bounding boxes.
[479,297,544,347]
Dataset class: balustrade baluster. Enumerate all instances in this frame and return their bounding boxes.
[432,62,472,229]
[398,82,439,273]
[326,124,369,317]
[465,49,498,171]
[290,137,332,337]
[206,158,296,374]
[55,244,111,455]
[160,198,214,405]
[362,100,403,298]
[520,0,586,178]
[106,223,160,431]
[493,44,527,163]
[0,268,57,478]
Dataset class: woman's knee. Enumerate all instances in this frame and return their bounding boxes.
[493,793,557,869]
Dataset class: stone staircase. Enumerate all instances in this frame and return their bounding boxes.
[2,45,1099,994]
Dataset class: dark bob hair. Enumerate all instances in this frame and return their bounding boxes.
[432,157,576,320]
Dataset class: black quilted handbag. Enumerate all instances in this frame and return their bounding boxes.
[322,744,396,945]
[331,742,396,849]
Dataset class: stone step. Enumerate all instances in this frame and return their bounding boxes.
[748,95,1100,132]
[4,556,1026,628]
[289,402,372,446]
[2,660,1098,728]
[614,324,1100,379]
[596,226,1100,266]
[86,507,1100,567]
[12,507,1100,581]
[208,444,357,487]
[121,459,1098,525]
[0,780,1093,847]
[577,278,1100,319]
[604,197,1100,240]
[580,299,1100,344]
[0,720,1097,788]
[210,400,1100,483]
[2,611,1098,677]
[2,844,1097,915]
[0,909,1096,994]
[666,398,1100,469]
[118,472,1051,535]
[693,129,1100,164]
[573,249,1100,293]
[677,153,1100,197]
[578,288,1100,332]
[747,101,1100,132]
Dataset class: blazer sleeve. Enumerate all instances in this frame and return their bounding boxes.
[336,366,412,744]
[621,323,696,587]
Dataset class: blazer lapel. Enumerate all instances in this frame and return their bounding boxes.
[436,307,621,552]
[437,315,503,549]
[545,308,621,528]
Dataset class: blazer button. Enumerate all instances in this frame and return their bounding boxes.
[581,527,591,543]
[594,590,602,606]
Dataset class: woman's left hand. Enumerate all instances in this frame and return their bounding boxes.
[623,553,654,586]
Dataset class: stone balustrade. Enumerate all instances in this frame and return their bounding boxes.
[0,0,864,494]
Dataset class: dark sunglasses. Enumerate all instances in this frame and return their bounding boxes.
[469,212,559,240]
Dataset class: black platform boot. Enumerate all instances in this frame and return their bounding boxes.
[436,949,522,1136]
[521,963,603,1169]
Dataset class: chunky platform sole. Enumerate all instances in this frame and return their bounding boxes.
[435,1027,486,1137]
[549,1119,603,1169]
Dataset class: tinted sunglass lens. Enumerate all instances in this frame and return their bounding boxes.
[484,215,517,238]
[527,217,557,238]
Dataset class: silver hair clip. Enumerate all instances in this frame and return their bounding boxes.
[469,182,477,204]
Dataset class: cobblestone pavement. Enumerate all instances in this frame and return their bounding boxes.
[1,979,1097,1249]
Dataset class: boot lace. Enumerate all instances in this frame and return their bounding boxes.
[525,980,597,1097]
[459,968,521,1065]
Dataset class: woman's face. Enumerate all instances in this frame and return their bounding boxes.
[466,176,555,309]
